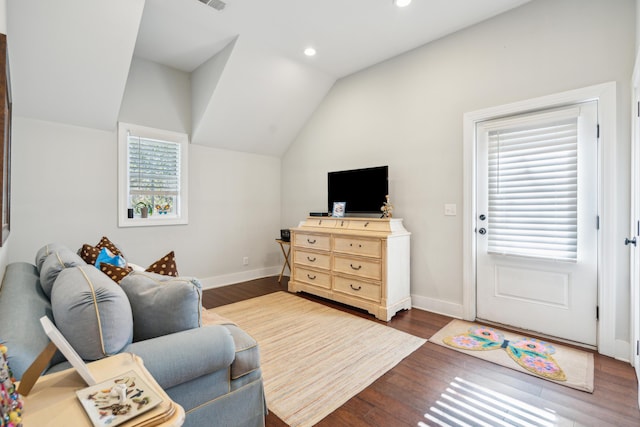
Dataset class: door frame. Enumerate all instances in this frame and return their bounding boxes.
[630,54,640,405]
[462,82,617,356]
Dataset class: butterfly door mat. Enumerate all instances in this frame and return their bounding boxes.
[430,319,594,392]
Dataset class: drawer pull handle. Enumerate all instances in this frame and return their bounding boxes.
[350,264,362,270]
[307,274,316,280]
[341,221,345,227]
[350,284,362,291]
[307,238,316,244]
[364,222,370,227]
[318,220,322,225]
[307,256,316,262]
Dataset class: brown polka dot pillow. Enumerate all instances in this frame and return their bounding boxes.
[97,236,123,256]
[79,236,124,265]
[79,243,101,265]
[100,263,133,284]
[145,251,179,277]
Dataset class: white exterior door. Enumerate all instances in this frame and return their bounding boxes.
[476,102,598,346]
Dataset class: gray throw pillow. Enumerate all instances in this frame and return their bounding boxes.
[39,247,86,298]
[35,243,67,273]
[51,265,133,361]
[119,271,202,342]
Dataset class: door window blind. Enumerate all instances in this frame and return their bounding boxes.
[128,134,180,197]
[487,117,578,261]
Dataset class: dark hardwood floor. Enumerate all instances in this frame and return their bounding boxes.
[203,276,640,426]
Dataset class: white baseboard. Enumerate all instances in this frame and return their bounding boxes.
[615,339,631,363]
[199,266,282,290]
[412,294,465,319]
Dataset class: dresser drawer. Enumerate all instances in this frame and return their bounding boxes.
[334,219,350,229]
[294,250,330,270]
[334,237,381,258]
[333,255,381,281]
[304,218,336,228]
[293,267,331,289]
[294,233,331,251]
[333,276,381,302]
[347,220,390,232]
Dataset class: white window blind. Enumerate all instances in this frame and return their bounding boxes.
[487,116,578,261]
[118,122,188,227]
[128,134,181,197]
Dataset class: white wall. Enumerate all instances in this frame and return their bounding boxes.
[0,0,6,35]
[119,57,191,134]
[282,0,635,344]
[10,57,283,287]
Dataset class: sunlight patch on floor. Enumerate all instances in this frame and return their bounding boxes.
[419,377,574,426]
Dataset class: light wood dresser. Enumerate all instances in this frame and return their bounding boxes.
[288,217,411,321]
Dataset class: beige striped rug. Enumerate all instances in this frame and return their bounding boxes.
[206,292,426,427]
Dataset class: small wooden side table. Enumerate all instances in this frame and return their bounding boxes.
[276,239,291,283]
[18,353,184,427]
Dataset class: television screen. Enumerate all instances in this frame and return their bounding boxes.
[328,166,388,215]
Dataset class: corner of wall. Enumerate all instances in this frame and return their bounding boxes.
[0,237,11,285]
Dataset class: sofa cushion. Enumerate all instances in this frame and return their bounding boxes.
[51,265,133,361]
[35,243,66,273]
[39,247,85,298]
[119,271,201,341]
[222,324,261,381]
[0,263,60,380]
[145,251,179,277]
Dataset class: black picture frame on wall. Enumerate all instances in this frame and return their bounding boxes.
[0,34,11,246]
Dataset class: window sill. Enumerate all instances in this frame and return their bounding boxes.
[118,216,188,228]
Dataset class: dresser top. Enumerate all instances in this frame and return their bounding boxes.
[292,217,409,237]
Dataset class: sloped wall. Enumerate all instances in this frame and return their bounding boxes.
[282,0,634,348]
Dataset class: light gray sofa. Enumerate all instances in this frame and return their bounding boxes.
[0,246,266,427]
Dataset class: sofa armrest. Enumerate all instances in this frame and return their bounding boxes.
[123,325,235,389]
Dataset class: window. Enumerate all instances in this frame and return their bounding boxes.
[118,123,188,227]
[478,104,596,262]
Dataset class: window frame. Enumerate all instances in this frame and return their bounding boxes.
[118,122,189,227]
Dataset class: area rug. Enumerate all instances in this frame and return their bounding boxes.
[430,319,594,392]
[205,292,426,427]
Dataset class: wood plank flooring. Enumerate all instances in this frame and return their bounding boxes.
[203,276,640,426]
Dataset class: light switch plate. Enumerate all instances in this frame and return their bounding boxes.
[444,204,457,216]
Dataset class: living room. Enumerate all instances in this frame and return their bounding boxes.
[1,0,640,425]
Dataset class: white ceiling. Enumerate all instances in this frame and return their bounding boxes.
[135,0,531,78]
[7,0,530,156]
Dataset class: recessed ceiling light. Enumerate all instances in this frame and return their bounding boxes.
[394,0,411,7]
[304,47,317,57]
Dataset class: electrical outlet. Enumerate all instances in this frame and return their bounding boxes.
[444,204,457,216]
[243,256,249,266]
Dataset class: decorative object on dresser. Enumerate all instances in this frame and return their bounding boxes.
[288,217,411,321]
[380,194,393,218]
[331,201,346,217]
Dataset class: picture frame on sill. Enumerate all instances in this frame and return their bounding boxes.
[332,201,346,218]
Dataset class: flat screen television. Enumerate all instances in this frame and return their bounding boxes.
[327,166,388,215]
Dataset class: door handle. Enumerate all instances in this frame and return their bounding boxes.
[625,237,637,246]
[478,228,487,235]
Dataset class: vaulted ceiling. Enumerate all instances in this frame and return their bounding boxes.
[7,0,529,157]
